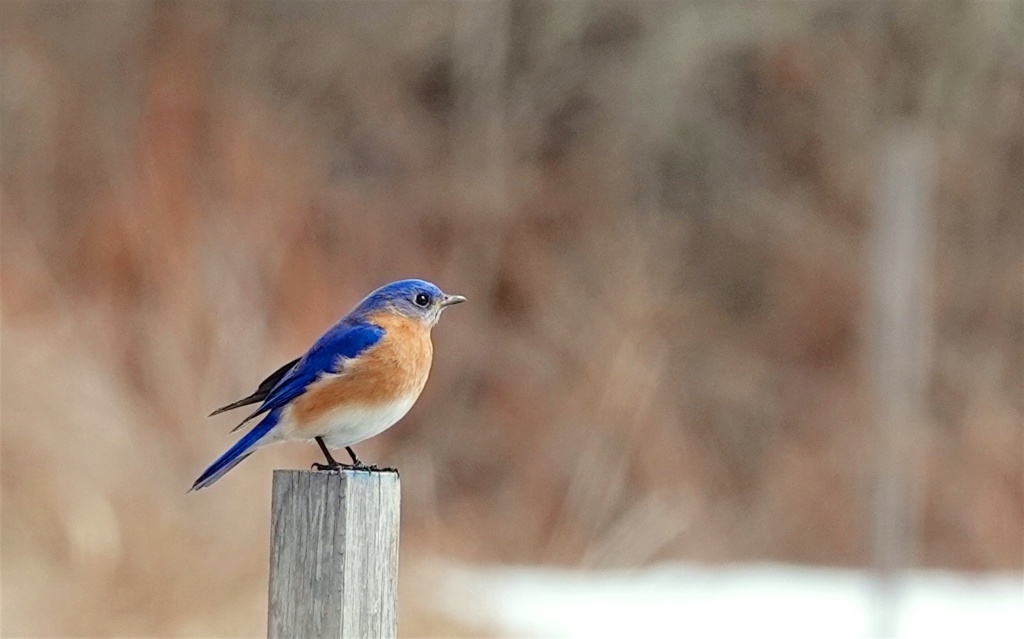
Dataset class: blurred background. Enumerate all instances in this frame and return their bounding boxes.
[1,1,1022,637]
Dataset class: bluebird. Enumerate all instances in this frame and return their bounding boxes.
[191,279,465,490]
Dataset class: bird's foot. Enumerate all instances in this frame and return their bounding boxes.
[344,462,381,472]
[310,461,396,473]
[311,461,350,472]
[362,464,399,474]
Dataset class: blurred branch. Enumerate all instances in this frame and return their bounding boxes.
[453,0,511,217]
[866,125,936,636]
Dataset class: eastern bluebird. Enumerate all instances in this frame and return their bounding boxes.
[190,279,465,491]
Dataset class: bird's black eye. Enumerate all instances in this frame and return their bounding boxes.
[414,292,431,307]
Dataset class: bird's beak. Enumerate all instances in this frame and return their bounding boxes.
[440,294,467,308]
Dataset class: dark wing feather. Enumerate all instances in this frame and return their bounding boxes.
[208,358,300,417]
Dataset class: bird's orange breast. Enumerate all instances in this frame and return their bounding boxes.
[290,312,433,427]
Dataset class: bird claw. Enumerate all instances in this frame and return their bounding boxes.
[310,461,395,473]
[311,461,347,472]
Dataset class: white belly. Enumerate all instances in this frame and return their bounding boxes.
[277,394,419,449]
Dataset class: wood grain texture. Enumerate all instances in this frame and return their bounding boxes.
[268,469,400,639]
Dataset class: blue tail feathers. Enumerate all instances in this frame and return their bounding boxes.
[190,411,280,491]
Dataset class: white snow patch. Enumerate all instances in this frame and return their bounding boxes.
[432,562,1023,638]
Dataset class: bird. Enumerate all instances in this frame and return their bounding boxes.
[190,279,465,491]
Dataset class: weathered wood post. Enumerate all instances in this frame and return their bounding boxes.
[268,469,400,639]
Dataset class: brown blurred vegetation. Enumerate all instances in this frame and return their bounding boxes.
[2,1,1022,636]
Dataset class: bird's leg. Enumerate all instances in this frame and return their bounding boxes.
[345,446,380,471]
[345,446,362,465]
[310,439,387,472]
[312,437,343,471]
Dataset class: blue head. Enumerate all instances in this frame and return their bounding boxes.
[351,279,466,326]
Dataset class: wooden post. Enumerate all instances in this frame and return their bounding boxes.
[268,469,400,639]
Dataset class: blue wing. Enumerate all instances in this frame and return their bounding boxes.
[191,410,281,490]
[190,320,384,490]
[231,320,386,431]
